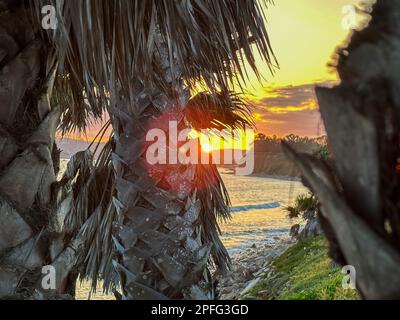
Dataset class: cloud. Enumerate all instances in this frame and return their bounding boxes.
[253,113,269,123]
[255,81,335,114]
[250,81,334,137]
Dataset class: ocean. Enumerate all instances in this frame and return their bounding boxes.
[76,171,308,300]
[219,172,307,253]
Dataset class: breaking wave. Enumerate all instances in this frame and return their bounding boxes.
[230,201,281,213]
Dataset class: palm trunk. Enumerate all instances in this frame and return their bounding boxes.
[109,38,229,300]
[283,0,400,299]
[0,0,82,299]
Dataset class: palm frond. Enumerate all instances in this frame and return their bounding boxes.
[195,163,232,273]
[285,193,318,220]
[76,138,118,295]
[59,137,117,295]
[30,0,276,132]
[186,91,254,131]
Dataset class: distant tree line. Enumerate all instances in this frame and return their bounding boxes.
[254,133,328,155]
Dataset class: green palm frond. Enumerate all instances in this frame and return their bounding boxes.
[285,193,318,220]
[30,0,276,132]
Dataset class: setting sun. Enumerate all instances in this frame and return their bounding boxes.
[201,141,213,153]
[190,129,255,153]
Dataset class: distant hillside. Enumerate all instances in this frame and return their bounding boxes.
[56,138,105,159]
[219,135,327,178]
[253,152,302,177]
[252,134,327,178]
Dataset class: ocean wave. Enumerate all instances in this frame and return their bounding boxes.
[265,227,290,234]
[229,201,280,213]
[222,227,289,238]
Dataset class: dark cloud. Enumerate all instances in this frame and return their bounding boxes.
[256,80,335,113]
[251,81,334,137]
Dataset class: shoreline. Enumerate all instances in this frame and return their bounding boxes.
[219,233,360,300]
[218,168,301,182]
[218,233,294,300]
[249,173,301,182]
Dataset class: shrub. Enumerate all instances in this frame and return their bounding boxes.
[286,193,318,220]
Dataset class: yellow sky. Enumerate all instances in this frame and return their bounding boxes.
[247,0,367,91]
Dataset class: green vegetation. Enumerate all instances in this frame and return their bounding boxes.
[312,144,330,160]
[254,133,327,155]
[252,134,328,178]
[242,237,359,300]
[285,193,317,220]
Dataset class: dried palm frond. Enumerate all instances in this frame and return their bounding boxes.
[195,163,232,273]
[59,137,117,294]
[29,0,276,132]
[61,150,95,232]
[77,139,118,294]
[186,91,254,131]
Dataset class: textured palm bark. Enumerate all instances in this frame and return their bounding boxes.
[283,0,400,299]
[110,39,224,300]
[0,1,82,299]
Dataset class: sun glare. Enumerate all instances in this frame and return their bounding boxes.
[189,128,254,153]
[201,141,213,153]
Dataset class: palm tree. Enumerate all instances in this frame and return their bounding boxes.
[0,0,276,299]
[283,0,400,299]
[0,0,105,299]
[70,1,276,300]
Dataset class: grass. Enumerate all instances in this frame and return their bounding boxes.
[243,236,359,300]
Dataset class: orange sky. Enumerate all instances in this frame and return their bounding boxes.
[61,0,371,143]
